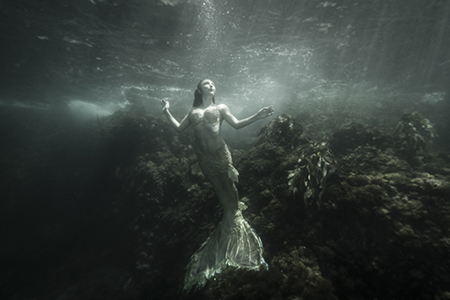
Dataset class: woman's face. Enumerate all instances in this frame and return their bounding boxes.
[199,79,216,96]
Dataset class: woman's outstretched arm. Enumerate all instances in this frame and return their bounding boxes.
[161,99,191,133]
[220,104,274,129]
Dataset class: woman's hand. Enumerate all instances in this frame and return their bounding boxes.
[256,105,274,119]
[161,99,170,111]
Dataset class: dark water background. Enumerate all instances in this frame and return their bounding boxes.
[1,0,450,299]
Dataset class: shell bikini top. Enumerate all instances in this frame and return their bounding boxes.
[190,105,221,126]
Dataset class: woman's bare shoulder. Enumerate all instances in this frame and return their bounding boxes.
[188,107,199,114]
[216,103,230,111]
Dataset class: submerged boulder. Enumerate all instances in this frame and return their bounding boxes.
[329,122,394,156]
[393,112,437,163]
[257,114,304,148]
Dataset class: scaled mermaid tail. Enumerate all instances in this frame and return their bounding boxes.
[184,144,267,291]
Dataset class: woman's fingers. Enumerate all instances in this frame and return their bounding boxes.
[161,99,170,110]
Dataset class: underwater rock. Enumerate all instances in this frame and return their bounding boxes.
[234,115,450,300]
[257,114,304,148]
[393,112,436,162]
[204,246,337,300]
[320,169,450,299]
[329,122,394,156]
[339,145,411,174]
[328,118,438,174]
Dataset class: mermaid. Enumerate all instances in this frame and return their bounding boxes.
[161,79,274,291]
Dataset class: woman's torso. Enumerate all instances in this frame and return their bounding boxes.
[189,105,225,155]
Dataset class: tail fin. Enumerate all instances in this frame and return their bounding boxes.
[183,211,267,291]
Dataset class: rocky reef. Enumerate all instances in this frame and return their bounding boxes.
[2,106,450,300]
[197,113,449,300]
[100,109,449,300]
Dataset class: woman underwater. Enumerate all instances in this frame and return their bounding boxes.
[161,79,274,291]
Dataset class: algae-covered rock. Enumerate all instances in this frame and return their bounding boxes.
[204,246,337,300]
[229,114,450,300]
[329,122,394,156]
[257,114,304,148]
[393,112,436,162]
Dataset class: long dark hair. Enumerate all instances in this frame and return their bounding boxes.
[193,79,215,107]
